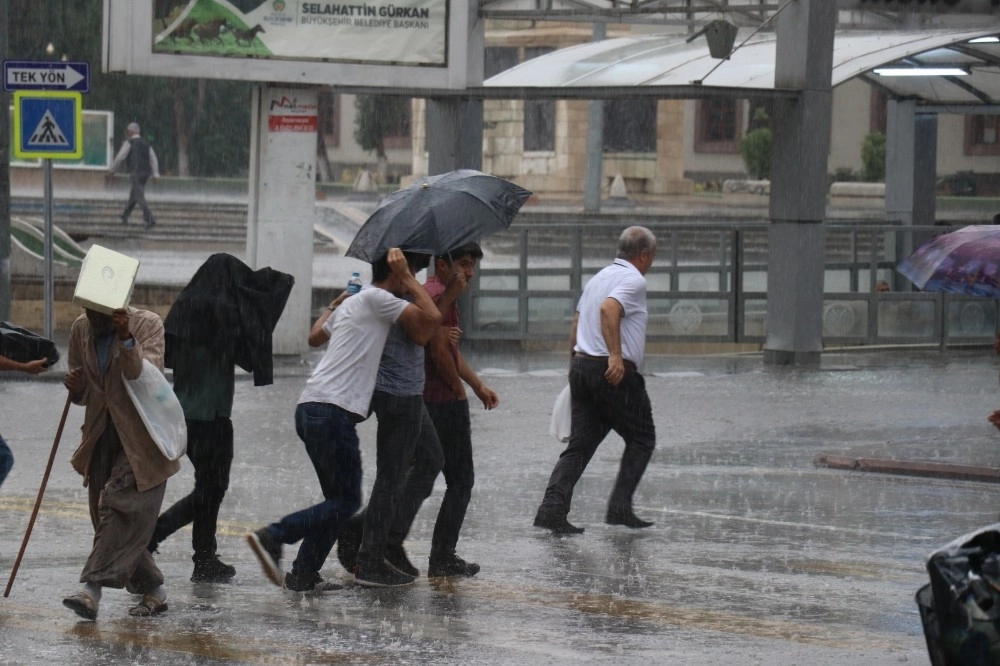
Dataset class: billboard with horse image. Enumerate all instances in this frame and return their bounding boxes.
[106,0,479,90]
[151,0,447,66]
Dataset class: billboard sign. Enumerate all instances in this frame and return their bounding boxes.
[153,0,447,66]
[105,0,480,91]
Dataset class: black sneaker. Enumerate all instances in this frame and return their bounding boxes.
[335,511,364,572]
[191,556,236,583]
[354,561,415,588]
[427,553,480,578]
[246,527,283,587]
[284,571,343,592]
[385,544,419,578]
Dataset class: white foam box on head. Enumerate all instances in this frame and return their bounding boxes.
[72,244,140,315]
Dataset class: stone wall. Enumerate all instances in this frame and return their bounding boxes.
[10,279,343,337]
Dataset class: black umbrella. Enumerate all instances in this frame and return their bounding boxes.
[345,170,532,263]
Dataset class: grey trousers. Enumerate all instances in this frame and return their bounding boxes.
[80,423,166,593]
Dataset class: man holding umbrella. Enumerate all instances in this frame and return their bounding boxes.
[246,248,440,592]
[385,242,499,578]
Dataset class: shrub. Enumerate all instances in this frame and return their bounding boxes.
[861,132,886,182]
[740,128,772,180]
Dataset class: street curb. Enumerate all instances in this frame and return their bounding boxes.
[814,453,1000,484]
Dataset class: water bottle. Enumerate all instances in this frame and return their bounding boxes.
[346,271,363,295]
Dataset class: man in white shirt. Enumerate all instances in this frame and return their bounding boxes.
[534,226,658,535]
[246,248,440,592]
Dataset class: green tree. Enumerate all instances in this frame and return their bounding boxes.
[861,132,886,183]
[740,128,772,180]
[354,95,410,182]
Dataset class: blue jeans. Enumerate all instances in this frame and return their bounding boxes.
[269,402,363,576]
[0,433,12,489]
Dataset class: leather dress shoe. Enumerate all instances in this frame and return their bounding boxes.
[606,511,654,529]
[533,512,584,535]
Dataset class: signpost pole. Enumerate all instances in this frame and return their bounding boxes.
[42,158,53,340]
[5,64,89,342]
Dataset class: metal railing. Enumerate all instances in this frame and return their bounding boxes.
[464,220,997,348]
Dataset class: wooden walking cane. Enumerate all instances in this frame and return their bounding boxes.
[4,393,73,597]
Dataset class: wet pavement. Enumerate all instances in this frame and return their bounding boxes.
[2,348,1000,664]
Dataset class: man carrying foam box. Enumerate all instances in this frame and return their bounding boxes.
[61,247,180,620]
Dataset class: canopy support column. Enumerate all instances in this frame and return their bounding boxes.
[763,0,836,366]
[584,23,606,213]
[886,100,938,289]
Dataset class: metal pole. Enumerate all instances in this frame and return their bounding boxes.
[0,0,10,322]
[43,159,53,340]
[583,23,605,213]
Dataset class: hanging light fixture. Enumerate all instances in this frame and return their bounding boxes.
[686,19,739,60]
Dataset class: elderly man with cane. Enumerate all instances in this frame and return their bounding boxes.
[61,306,180,619]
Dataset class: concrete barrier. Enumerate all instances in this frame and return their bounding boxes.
[829,182,885,198]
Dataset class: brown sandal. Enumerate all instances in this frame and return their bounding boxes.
[128,594,168,617]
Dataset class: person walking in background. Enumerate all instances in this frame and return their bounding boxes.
[148,254,293,583]
[61,307,180,620]
[109,122,159,229]
[246,248,440,593]
[386,242,498,579]
[534,226,658,535]
[0,353,49,492]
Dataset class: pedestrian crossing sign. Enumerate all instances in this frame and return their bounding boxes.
[13,90,82,159]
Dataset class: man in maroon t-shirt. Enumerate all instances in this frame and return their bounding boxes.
[386,242,498,577]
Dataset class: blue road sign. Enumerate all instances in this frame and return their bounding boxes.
[3,60,90,93]
[13,91,83,160]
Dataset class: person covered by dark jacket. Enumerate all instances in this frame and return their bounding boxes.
[149,254,293,582]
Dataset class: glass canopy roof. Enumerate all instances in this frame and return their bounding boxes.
[484,29,1000,105]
